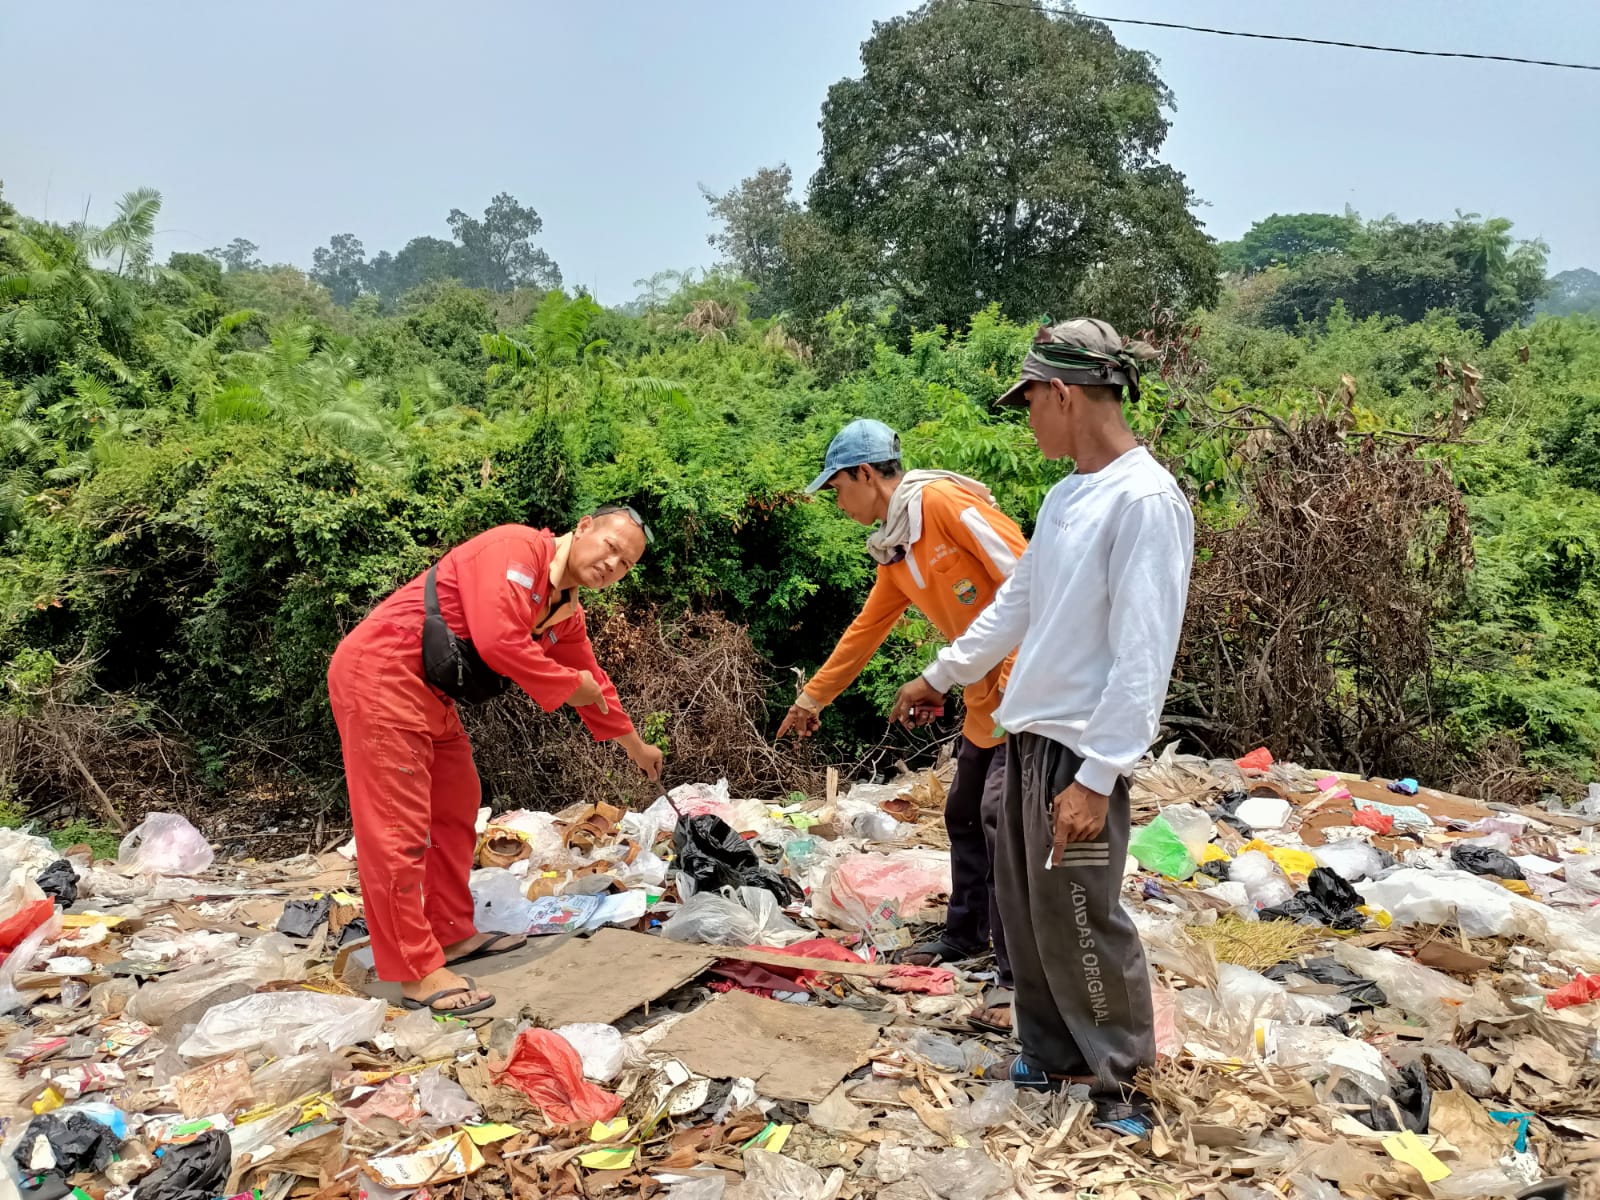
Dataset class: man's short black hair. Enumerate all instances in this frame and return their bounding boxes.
[844,459,903,482]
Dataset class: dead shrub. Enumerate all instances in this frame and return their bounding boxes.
[465,606,822,811]
[1,652,206,833]
[1171,406,1472,778]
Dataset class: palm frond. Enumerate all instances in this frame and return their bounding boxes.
[480,332,537,369]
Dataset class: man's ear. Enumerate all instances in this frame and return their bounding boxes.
[574,514,594,537]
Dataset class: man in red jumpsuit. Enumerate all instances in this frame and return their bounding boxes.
[328,507,664,1014]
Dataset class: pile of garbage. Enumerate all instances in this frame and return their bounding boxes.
[0,748,1596,1200]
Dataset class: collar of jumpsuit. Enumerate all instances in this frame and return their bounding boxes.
[536,532,579,634]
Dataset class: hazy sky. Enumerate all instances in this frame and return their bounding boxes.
[3,2,1595,302]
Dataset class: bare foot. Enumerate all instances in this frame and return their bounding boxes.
[402,965,490,1012]
[977,1003,1013,1031]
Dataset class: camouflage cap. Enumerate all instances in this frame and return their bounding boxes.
[996,318,1150,406]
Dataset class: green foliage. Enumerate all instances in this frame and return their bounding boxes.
[48,819,121,860]
[1218,211,1361,275]
[3,169,1600,812]
[1239,211,1548,340]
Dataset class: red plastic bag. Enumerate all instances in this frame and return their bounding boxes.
[496,1028,622,1125]
[0,900,56,957]
[1547,973,1600,1011]
[1352,806,1395,835]
[1235,747,1274,773]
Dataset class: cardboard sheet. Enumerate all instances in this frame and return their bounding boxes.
[365,927,712,1024]
[656,990,885,1102]
[361,927,891,1021]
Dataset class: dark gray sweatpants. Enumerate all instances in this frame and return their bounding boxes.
[995,731,1155,1101]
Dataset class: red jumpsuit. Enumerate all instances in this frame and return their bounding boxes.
[328,524,632,981]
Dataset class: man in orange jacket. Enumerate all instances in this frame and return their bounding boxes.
[328,506,664,1015]
[778,420,1026,1023]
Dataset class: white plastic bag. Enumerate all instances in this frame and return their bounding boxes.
[1159,804,1217,858]
[0,829,59,879]
[390,1007,479,1061]
[552,1022,626,1082]
[1330,942,1472,1029]
[1356,868,1516,938]
[126,936,302,1026]
[418,1067,481,1128]
[249,1050,344,1107]
[117,812,214,876]
[1228,851,1295,909]
[1260,1021,1389,1101]
[1310,840,1386,883]
[0,910,62,1015]
[180,991,386,1059]
[735,886,807,947]
[741,1149,844,1200]
[470,868,538,935]
[661,891,760,946]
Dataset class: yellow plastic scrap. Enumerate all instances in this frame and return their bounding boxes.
[465,1124,519,1146]
[61,914,123,930]
[579,1123,636,1170]
[1198,844,1232,864]
[589,1118,629,1142]
[1498,879,1533,896]
[578,1146,635,1170]
[1239,839,1316,879]
[1357,905,1392,929]
[1382,1131,1451,1182]
[32,1088,63,1115]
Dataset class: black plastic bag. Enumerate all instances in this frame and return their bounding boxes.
[1358,1061,1432,1134]
[34,860,78,907]
[1451,842,1525,880]
[1198,860,1231,882]
[1265,955,1387,1009]
[336,916,369,947]
[138,1130,230,1200]
[13,1113,121,1190]
[1260,867,1364,930]
[674,814,798,904]
[276,897,332,938]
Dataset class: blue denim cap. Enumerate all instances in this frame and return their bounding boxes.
[805,419,902,493]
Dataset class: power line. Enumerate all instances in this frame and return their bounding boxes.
[961,0,1600,73]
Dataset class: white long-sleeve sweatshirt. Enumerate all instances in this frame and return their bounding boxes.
[922,446,1194,795]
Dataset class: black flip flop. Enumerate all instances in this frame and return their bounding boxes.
[402,977,495,1016]
[447,931,527,966]
[894,936,980,967]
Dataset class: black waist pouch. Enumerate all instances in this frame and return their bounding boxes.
[420,564,511,704]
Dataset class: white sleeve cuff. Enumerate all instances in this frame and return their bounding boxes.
[922,658,956,695]
[1073,757,1122,796]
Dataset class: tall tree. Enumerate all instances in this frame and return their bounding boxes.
[703,165,800,317]
[1257,213,1548,339]
[207,238,263,273]
[1219,212,1361,275]
[365,236,469,301]
[309,233,367,306]
[802,0,1217,333]
[447,193,561,293]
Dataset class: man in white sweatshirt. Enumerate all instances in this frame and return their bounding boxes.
[892,318,1194,1138]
